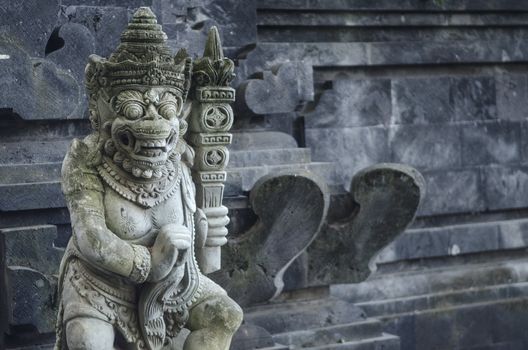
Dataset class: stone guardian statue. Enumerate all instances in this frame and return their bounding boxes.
[54,7,242,350]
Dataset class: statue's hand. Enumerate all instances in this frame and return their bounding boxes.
[203,205,230,247]
[147,224,191,282]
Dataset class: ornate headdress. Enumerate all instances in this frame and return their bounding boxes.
[85,7,192,99]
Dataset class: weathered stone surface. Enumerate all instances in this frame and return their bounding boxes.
[47,23,95,81]
[0,182,64,212]
[418,169,484,216]
[227,161,337,194]
[62,0,151,6]
[244,298,366,334]
[377,218,528,265]
[228,148,311,168]
[237,63,312,115]
[307,163,424,285]
[231,324,275,350]
[230,131,298,151]
[483,166,528,211]
[212,171,329,306]
[496,72,528,121]
[391,77,453,125]
[0,0,60,57]
[61,5,130,58]
[1,225,63,334]
[389,124,461,170]
[257,11,528,27]
[0,140,72,164]
[257,0,528,11]
[461,121,521,166]
[304,79,391,128]
[453,76,497,122]
[306,127,389,189]
[0,40,81,120]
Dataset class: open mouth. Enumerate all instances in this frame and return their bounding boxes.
[117,129,176,159]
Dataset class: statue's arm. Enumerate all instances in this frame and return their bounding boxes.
[62,139,151,283]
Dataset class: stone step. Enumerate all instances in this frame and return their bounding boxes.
[0,162,61,184]
[377,294,528,350]
[331,256,528,303]
[257,12,528,28]
[258,26,528,45]
[456,341,523,350]
[256,0,528,11]
[227,161,336,194]
[229,148,312,168]
[355,281,528,318]
[375,218,528,265]
[242,40,528,71]
[230,131,298,151]
[302,333,400,350]
[0,139,71,164]
[272,319,383,347]
[244,298,367,334]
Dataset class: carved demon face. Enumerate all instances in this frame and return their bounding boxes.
[101,87,184,179]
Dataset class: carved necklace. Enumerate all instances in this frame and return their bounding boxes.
[97,156,182,208]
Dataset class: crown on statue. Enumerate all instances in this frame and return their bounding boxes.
[85,7,191,95]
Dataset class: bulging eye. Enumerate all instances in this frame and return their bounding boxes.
[159,102,178,119]
[122,102,144,120]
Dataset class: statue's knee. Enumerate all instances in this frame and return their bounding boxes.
[191,295,243,333]
[221,296,243,332]
[66,317,114,350]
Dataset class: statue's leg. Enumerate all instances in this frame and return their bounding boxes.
[65,317,115,350]
[183,277,243,350]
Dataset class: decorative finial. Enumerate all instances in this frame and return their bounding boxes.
[203,26,224,61]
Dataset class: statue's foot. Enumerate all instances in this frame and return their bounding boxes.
[66,317,115,350]
[184,294,243,350]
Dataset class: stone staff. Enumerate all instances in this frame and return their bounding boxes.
[188,26,235,273]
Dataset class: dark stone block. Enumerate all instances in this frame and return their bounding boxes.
[5,267,58,334]
[304,79,391,128]
[0,140,71,164]
[461,121,521,166]
[391,77,453,125]
[453,76,497,122]
[47,23,95,81]
[376,222,501,264]
[61,5,129,58]
[497,219,528,249]
[496,73,528,121]
[483,166,528,211]
[258,0,528,11]
[230,131,298,151]
[61,0,151,6]
[244,298,367,334]
[306,126,389,189]
[237,63,312,115]
[0,182,64,212]
[228,148,311,168]
[0,39,82,120]
[164,0,257,57]
[390,124,461,170]
[1,225,63,334]
[0,0,60,57]
[418,169,484,216]
[0,163,61,185]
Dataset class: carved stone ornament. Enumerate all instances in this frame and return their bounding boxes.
[55,7,242,350]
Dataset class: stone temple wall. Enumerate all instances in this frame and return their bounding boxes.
[2,1,528,349]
